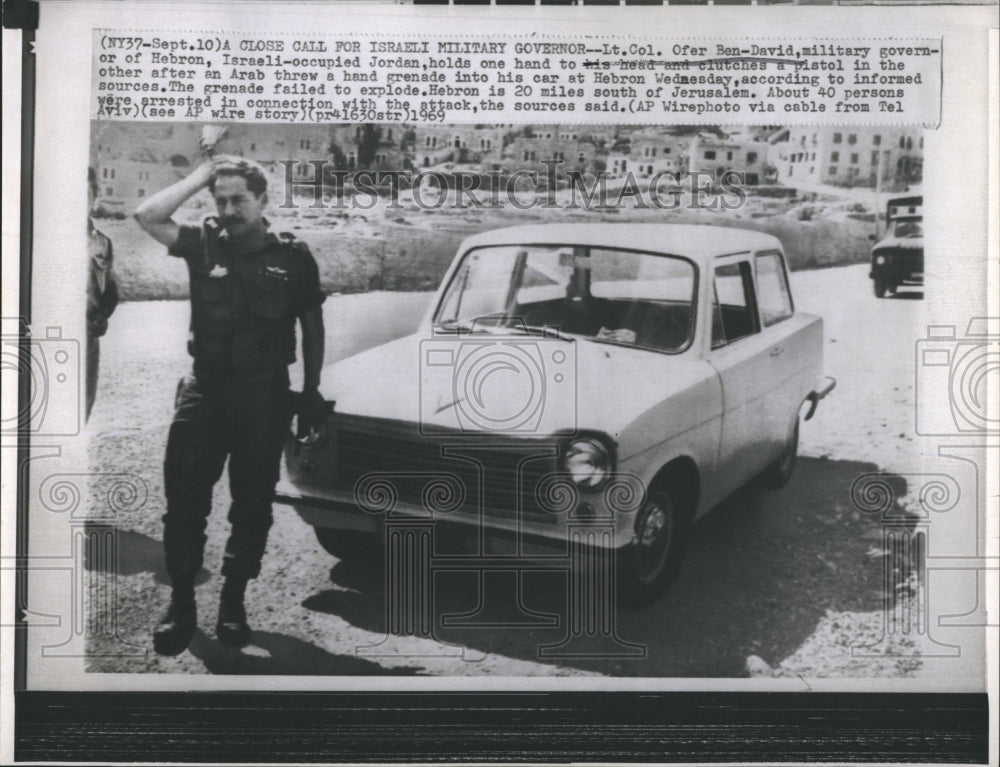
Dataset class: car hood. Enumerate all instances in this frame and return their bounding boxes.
[319,331,711,439]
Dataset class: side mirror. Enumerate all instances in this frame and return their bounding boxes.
[868,234,877,242]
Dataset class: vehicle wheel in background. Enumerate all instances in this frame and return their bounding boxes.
[756,419,799,489]
[617,484,691,607]
[873,275,887,298]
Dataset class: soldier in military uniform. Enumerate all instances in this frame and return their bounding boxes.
[135,156,326,655]
[87,167,119,421]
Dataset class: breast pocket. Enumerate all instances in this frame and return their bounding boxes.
[247,269,293,320]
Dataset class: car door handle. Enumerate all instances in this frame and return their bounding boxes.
[770,347,784,357]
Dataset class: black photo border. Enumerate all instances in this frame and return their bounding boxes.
[4,0,994,762]
[13,690,991,763]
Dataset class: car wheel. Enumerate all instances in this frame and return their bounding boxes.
[873,276,887,298]
[617,485,690,607]
[312,526,380,562]
[756,419,799,489]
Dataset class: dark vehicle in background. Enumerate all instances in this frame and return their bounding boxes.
[870,195,923,298]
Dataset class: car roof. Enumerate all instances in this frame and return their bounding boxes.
[458,224,782,262]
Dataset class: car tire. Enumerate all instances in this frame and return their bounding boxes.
[873,276,887,298]
[312,526,381,562]
[617,484,691,608]
[756,419,799,490]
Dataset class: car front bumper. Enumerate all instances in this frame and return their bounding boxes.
[275,477,640,551]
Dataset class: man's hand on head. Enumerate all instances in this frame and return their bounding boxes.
[210,154,242,168]
[192,155,239,187]
[191,160,214,187]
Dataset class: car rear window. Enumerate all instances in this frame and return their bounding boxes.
[754,252,794,327]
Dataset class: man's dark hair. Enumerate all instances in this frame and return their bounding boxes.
[208,158,268,197]
[88,166,98,197]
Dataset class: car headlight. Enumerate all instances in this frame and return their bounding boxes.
[563,438,612,489]
[875,255,887,265]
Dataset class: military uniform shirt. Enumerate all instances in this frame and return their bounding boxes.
[168,219,325,379]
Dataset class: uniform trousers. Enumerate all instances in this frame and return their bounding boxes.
[163,369,292,584]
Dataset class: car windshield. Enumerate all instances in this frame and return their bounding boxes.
[892,220,922,238]
[434,244,697,353]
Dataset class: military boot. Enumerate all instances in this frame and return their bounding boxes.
[153,584,197,656]
[215,576,251,647]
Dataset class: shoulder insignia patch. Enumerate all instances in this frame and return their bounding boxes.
[261,265,290,282]
[280,236,312,259]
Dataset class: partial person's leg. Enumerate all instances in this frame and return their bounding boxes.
[85,335,98,422]
[155,374,228,655]
[216,373,292,645]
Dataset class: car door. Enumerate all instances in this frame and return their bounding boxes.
[706,256,777,492]
[752,250,804,446]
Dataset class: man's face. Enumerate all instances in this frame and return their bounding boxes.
[212,174,266,240]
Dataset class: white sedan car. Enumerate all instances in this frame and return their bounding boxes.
[278,224,835,605]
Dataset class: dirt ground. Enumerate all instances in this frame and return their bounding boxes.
[83,261,942,679]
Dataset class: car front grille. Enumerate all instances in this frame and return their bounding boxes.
[330,414,564,523]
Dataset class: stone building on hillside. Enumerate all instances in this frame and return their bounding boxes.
[769,126,923,188]
[686,133,770,185]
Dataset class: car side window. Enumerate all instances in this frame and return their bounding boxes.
[712,261,759,348]
[754,252,794,327]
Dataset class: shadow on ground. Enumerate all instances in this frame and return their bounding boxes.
[83,528,424,675]
[302,457,911,676]
[185,629,423,676]
[83,527,210,587]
